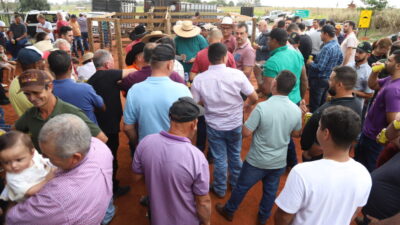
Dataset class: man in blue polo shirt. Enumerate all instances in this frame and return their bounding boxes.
[123,44,192,150]
[262,28,307,168]
[48,50,104,124]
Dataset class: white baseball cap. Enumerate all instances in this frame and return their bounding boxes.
[221,17,234,25]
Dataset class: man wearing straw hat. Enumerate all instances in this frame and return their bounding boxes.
[173,20,208,74]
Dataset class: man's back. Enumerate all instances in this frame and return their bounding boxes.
[191,47,236,74]
[124,77,192,141]
[308,30,322,55]
[191,65,254,130]
[133,131,209,225]
[7,138,113,225]
[276,159,371,225]
[53,79,103,124]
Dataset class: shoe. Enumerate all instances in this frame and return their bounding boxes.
[216,203,233,221]
[0,98,10,105]
[210,186,225,199]
[113,185,131,198]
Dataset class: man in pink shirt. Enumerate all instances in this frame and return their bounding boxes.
[56,12,69,38]
[6,114,114,225]
[233,23,256,79]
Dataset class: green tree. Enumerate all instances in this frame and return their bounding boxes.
[19,0,50,11]
[362,0,388,10]
[228,0,234,6]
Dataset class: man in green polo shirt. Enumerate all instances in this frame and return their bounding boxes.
[262,28,308,168]
[14,69,108,151]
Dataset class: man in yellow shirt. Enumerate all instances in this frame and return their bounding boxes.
[9,47,45,116]
[69,14,84,58]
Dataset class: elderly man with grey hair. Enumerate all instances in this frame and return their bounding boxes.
[53,38,71,54]
[7,114,114,225]
[87,49,134,198]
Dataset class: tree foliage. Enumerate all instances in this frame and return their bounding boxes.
[19,0,50,11]
[362,0,388,10]
[228,0,234,6]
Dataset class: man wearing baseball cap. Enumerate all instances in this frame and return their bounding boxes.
[347,41,373,112]
[132,97,211,225]
[14,69,108,151]
[9,47,45,117]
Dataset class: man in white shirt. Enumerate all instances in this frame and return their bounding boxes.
[36,14,54,42]
[274,105,372,225]
[341,20,358,66]
[77,52,96,81]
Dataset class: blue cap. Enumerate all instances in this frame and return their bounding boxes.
[17,48,43,65]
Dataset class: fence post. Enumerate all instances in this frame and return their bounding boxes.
[251,17,257,44]
[99,20,104,49]
[87,18,94,52]
[115,18,124,69]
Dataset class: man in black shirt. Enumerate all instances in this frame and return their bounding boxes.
[88,49,135,197]
[301,66,361,161]
[5,15,27,59]
[297,23,313,65]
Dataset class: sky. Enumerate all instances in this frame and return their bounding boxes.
[260,0,400,8]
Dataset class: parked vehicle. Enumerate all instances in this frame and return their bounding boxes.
[24,10,68,38]
[260,10,293,23]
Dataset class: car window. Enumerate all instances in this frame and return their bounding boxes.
[26,15,38,24]
[26,13,57,24]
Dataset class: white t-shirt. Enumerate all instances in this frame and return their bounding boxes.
[341,32,358,64]
[275,158,372,225]
[0,150,53,202]
[77,61,96,81]
[174,59,184,79]
[36,21,54,41]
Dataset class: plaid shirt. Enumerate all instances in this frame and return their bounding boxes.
[309,39,343,79]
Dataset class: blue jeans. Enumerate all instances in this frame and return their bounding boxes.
[72,36,84,57]
[101,199,116,225]
[354,132,384,172]
[6,38,28,59]
[207,125,243,196]
[81,32,89,51]
[309,77,329,113]
[224,161,285,224]
[286,138,298,167]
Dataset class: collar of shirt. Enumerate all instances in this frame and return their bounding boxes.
[330,96,356,104]
[32,97,62,121]
[270,45,288,56]
[355,62,369,70]
[140,66,152,72]
[237,41,250,49]
[146,76,171,82]
[160,130,191,143]
[53,78,74,84]
[208,64,227,70]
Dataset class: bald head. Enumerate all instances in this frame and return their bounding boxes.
[208,29,223,44]
[258,20,268,33]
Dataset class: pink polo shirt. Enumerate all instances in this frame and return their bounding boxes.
[6,138,113,225]
[223,34,236,53]
[233,42,256,74]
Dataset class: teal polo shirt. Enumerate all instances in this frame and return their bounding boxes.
[174,35,208,73]
[263,45,304,104]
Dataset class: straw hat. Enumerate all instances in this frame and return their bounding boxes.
[173,20,201,38]
[33,40,55,53]
[83,52,94,62]
[141,31,168,43]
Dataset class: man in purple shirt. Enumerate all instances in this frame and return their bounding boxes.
[133,97,211,225]
[119,42,185,93]
[355,50,400,172]
[7,114,113,225]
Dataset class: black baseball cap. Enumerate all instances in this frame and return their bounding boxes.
[354,41,372,53]
[169,97,204,122]
[289,32,301,45]
[151,44,175,61]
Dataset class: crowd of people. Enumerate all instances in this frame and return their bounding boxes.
[0,12,398,225]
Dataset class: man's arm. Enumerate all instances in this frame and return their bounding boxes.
[242,66,254,78]
[274,207,295,225]
[123,123,138,148]
[132,172,144,183]
[300,66,308,99]
[96,131,108,143]
[242,125,253,138]
[195,194,211,225]
[189,72,197,81]
[386,112,400,124]
[262,76,274,96]
[368,69,380,90]
[244,91,258,114]
[367,213,400,225]
[353,90,374,99]
[291,129,302,138]
[342,47,353,66]
[122,69,137,78]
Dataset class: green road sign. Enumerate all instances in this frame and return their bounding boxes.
[295,10,310,18]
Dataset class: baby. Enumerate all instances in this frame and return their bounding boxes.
[0,45,16,82]
[0,131,55,203]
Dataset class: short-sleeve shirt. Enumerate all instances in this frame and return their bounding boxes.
[69,21,81,37]
[362,152,400,220]
[275,159,372,225]
[56,20,69,33]
[9,23,27,39]
[263,45,304,104]
[36,21,54,41]
[223,34,236,53]
[174,35,208,73]
[77,17,88,33]
[88,70,123,134]
[341,32,358,63]
[133,131,209,225]
[123,76,192,141]
[363,77,400,140]
[191,47,236,74]
[245,96,301,169]
[77,62,96,81]
[53,79,104,124]
[191,64,254,131]
[15,98,101,151]
[233,42,256,73]
[9,77,33,117]
[347,62,373,107]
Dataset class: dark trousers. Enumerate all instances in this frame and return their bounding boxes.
[224,161,285,224]
[196,116,207,151]
[72,36,84,57]
[354,132,384,172]
[286,138,298,167]
[309,77,329,113]
[6,38,27,59]
[81,32,89,50]
[106,133,120,191]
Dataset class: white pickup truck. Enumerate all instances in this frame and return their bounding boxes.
[260,10,294,23]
